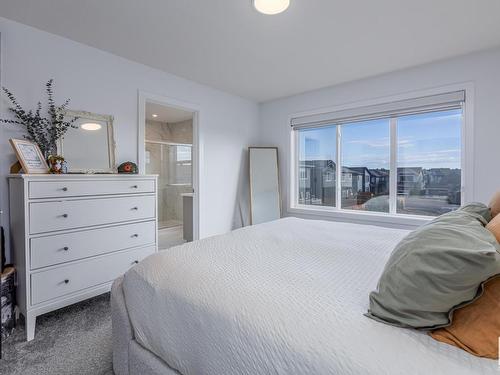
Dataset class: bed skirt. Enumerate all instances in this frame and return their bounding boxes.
[111,277,181,375]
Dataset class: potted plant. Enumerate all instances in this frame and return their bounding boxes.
[0,79,78,159]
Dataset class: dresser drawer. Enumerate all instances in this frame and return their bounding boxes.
[29,195,156,234]
[29,179,155,199]
[30,221,156,269]
[31,246,155,305]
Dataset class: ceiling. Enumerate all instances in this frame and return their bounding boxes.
[146,102,193,123]
[1,1,500,102]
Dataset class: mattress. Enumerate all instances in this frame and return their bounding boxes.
[123,217,498,375]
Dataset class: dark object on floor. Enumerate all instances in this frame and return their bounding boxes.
[1,266,16,360]
[1,224,4,359]
[117,161,138,174]
[1,267,15,341]
[1,226,5,273]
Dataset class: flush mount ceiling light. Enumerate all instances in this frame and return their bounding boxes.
[253,0,290,15]
[80,122,102,131]
[152,114,158,118]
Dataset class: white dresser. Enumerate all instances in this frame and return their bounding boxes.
[8,174,158,341]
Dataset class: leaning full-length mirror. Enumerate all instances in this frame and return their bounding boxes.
[249,147,281,225]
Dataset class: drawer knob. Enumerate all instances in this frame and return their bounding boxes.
[64,279,70,284]
[63,246,69,251]
[62,187,68,192]
[131,207,139,211]
[132,185,138,189]
[62,214,69,218]
[132,234,139,238]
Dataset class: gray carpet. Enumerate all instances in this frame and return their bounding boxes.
[0,293,113,375]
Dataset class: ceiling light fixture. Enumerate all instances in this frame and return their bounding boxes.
[253,0,290,15]
[80,123,102,131]
[152,114,158,118]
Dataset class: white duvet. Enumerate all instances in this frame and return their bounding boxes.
[123,217,498,375]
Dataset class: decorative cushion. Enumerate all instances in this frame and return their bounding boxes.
[487,214,500,243]
[489,191,500,218]
[459,201,491,222]
[366,203,500,330]
[430,276,500,359]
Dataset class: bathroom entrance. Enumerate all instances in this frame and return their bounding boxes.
[144,101,194,249]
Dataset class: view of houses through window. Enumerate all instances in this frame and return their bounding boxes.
[297,109,462,217]
[299,126,337,207]
[396,110,462,215]
[341,118,390,213]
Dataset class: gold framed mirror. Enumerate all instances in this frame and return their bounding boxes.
[249,147,281,225]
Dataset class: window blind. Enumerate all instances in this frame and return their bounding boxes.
[290,91,465,129]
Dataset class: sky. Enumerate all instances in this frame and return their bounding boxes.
[299,109,462,169]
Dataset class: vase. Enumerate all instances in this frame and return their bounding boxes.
[43,142,58,161]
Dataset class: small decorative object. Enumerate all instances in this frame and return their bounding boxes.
[0,79,78,159]
[118,161,138,174]
[61,160,68,174]
[48,155,65,174]
[9,139,49,174]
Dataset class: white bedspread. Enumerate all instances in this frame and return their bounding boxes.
[123,217,498,375]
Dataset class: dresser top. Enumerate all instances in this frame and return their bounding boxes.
[8,174,158,179]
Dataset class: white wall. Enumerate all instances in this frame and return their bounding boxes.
[0,17,260,262]
[260,47,500,225]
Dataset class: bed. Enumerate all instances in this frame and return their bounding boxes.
[112,217,498,375]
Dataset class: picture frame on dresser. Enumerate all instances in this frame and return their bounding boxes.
[9,139,49,174]
[7,174,158,341]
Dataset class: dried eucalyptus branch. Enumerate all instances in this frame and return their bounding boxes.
[0,79,78,158]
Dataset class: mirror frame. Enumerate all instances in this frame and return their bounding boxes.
[58,110,116,173]
[248,146,282,225]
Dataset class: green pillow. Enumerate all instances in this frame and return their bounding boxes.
[366,203,500,330]
[458,201,492,222]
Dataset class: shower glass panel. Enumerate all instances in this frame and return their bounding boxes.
[145,142,193,229]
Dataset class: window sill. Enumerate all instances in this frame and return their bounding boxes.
[288,205,433,230]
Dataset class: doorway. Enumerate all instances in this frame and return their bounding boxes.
[145,141,192,230]
[139,94,199,249]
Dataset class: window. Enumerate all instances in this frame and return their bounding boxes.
[176,145,192,162]
[292,91,464,217]
[167,145,192,185]
[397,109,462,216]
[341,118,390,213]
[298,126,336,207]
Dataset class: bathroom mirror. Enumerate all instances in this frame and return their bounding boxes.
[249,147,281,225]
[58,110,116,173]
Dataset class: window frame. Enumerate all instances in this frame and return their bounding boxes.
[288,85,473,228]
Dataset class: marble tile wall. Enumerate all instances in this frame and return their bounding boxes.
[145,119,193,227]
[145,119,193,144]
